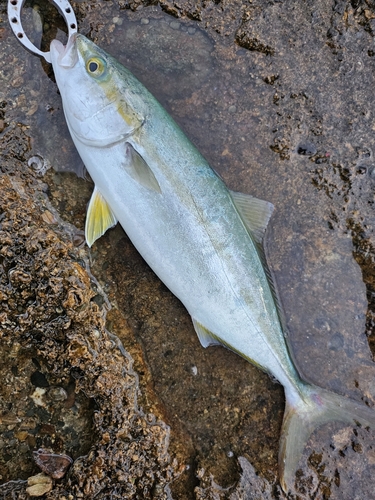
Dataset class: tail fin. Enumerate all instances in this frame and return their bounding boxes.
[279,383,375,493]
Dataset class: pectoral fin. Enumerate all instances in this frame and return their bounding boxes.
[192,318,222,348]
[85,186,118,247]
[122,143,161,193]
[230,190,274,244]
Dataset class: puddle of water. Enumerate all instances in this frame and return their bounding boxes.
[2,0,375,498]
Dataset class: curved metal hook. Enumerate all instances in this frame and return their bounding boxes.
[8,0,77,63]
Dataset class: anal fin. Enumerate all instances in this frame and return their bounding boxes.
[85,186,118,247]
[192,318,222,348]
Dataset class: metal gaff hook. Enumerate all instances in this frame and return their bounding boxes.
[7,0,78,63]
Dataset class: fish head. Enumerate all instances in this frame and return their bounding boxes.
[50,34,144,148]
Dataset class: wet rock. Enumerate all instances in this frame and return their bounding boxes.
[195,457,285,500]
[297,141,318,157]
[236,28,275,55]
[3,0,375,498]
[33,448,73,479]
[0,123,176,496]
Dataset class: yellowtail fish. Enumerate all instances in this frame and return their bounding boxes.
[50,33,375,492]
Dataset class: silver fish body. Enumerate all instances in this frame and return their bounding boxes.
[50,34,375,493]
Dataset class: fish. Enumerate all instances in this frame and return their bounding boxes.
[50,33,375,493]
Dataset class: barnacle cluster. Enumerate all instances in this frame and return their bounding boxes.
[0,129,175,499]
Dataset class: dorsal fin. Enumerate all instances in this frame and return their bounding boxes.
[85,186,118,247]
[122,143,161,193]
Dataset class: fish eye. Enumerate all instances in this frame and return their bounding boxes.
[89,61,98,72]
[86,57,106,78]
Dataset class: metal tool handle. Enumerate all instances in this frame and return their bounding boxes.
[8,0,78,63]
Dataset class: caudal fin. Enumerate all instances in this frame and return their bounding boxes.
[279,383,375,493]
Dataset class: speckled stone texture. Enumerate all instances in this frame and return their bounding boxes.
[0,146,175,497]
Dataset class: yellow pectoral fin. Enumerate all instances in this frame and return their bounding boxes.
[85,186,118,247]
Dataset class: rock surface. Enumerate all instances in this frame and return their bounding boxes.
[0,132,175,497]
[1,0,375,498]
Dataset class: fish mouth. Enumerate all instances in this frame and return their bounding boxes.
[50,33,78,69]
